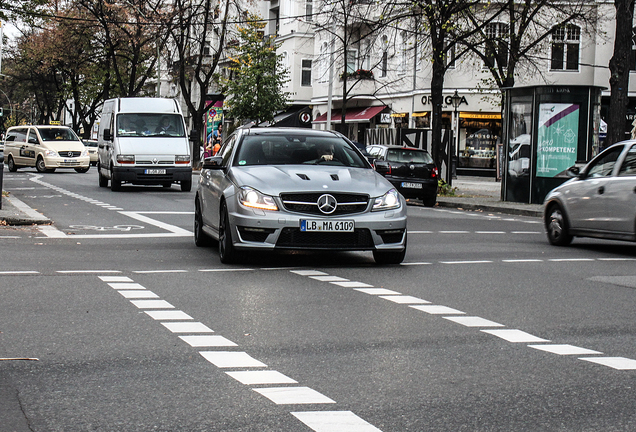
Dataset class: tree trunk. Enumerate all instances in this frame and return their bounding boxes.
[607,0,635,146]
[430,50,446,172]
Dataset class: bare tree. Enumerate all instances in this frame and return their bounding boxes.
[606,0,635,145]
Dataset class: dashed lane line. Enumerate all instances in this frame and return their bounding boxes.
[290,270,636,371]
[98,274,384,432]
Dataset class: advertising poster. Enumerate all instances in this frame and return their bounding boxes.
[536,103,579,178]
[205,100,224,140]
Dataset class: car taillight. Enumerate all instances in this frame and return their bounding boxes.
[387,164,392,175]
[432,167,438,178]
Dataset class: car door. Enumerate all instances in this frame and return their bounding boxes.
[200,134,237,232]
[601,144,636,235]
[565,145,624,231]
[10,127,29,166]
[24,128,39,167]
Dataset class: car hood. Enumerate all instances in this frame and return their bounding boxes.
[41,141,87,151]
[231,165,394,197]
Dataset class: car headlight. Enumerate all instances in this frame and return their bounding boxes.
[44,149,59,157]
[239,187,278,211]
[81,149,89,157]
[373,188,401,211]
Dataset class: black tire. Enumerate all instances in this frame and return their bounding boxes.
[373,233,407,265]
[181,179,192,192]
[75,167,90,173]
[98,164,108,187]
[194,198,213,247]
[218,202,239,263]
[110,170,122,191]
[36,156,48,173]
[423,196,437,207]
[545,203,573,246]
[7,156,18,172]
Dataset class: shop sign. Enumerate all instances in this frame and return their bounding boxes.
[536,103,579,178]
[380,113,391,123]
[421,95,468,106]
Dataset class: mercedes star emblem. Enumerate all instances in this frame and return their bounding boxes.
[67,151,73,157]
[317,194,337,215]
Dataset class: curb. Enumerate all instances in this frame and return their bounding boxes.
[0,194,51,226]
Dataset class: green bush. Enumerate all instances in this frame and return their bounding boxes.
[438,179,457,196]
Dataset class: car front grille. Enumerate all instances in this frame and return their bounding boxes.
[280,193,369,216]
[60,151,82,157]
[276,227,374,250]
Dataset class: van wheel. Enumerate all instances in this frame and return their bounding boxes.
[98,165,108,187]
[110,171,122,191]
[7,156,18,172]
[36,156,48,173]
[75,167,89,173]
[181,179,192,192]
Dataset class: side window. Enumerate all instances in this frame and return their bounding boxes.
[219,135,237,166]
[15,128,28,143]
[586,146,623,178]
[5,130,17,141]
[618,144,636,176]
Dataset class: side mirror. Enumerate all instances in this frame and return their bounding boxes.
[103,129,111,141]
[202,156,224,169]
[566,165,581,178]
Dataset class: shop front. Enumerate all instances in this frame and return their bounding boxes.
[313,105,388,144]
[457,112,502,173]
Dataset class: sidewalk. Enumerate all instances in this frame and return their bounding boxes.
[0,174,543,227]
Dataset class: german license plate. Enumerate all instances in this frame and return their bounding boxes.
[144,169,166,174]
[401,182,423,189]
[300,220,354,232]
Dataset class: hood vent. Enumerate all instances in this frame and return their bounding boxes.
[296,173,310,180]
[330,174,339,181]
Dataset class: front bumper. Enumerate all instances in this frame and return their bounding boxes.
[226,197,408,252]
[113,166,192,185]
[44,155,90,169]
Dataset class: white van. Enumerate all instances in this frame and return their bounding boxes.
[97,97,192,191]
[3,125,90,173]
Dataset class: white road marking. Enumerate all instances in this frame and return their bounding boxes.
[579,357,636,370]
[597,258,636,261]
[440,260,493,265]
[355,288,401,295]
[199,352,267,368]
[133,270,188,274]
[145,310,193,320]
[254,387,335,404]
[130,300,175,309]
[198,268,254,272]
[482,329,550,343]
[407,230,433,234]
[511,231,542,234]
[118,290,159,299]
[100,276,133,282]
[178,335,237,347]
[502,259,543,263]
[108,282,146,290]
[443,316,505,327]
[439,230,470,234]
[330,281,374,288]
[400,262,432,266]
[226,371,297,385]
[475,231,506,234]
[291,270,328,276]
[0,270,39,274]
[379,295,430,304]
[549,258,595,262]
[292,411,383,432]
[310,275,350,282]
[0,236,21,239]
[410,305,465,315]
[58,270,121,274]
[528,344,602,355]
[161,322,214,333]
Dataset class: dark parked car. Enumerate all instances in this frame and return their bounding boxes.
[194,128,408,264]
[366,145,439,207]
[544,140,636,245]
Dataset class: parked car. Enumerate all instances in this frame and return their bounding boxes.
[366,144,439,207]
[84,139,99,166]
[3,125,90,173]
[194,128,408,264]
[544,140,636,245]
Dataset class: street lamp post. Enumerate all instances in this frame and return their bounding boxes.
[449,90,462,183]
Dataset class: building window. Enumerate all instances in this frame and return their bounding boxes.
[399,31,408,74]
[301,59,312,86]
[305,0,313,22]
[380,35,388,78]
[346,49,358,74]
[484,22,509,69]
[551,24,580,71]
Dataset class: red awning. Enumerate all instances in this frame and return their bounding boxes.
[313,106,386,123]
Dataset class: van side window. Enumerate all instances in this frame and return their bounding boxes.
[13,128,28,143]
[27,129,39,144]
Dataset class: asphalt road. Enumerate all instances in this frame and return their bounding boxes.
[1,168,636,431]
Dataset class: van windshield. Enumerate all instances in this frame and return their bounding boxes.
[37,127,80,142]
[117,114,185,138]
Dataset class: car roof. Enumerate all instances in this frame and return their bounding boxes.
[242,127,343,138]
[370,144,430,152]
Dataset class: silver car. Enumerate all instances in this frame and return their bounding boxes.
[544,140,636,245]
[194,128,407,264]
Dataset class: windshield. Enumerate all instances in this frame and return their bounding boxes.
[234,134,369,168]
[37,127,81,142]
[117,114,185,137]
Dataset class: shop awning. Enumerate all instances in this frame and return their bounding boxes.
[313,105,386,123]
[412,112,429,117]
